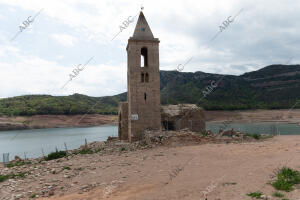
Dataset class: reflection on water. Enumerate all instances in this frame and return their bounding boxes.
[206,122,300,135]
[0,125,117,161]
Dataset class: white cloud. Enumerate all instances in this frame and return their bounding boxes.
[51,34,78,47]
[0,0,299,98]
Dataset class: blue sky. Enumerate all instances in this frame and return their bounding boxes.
[0,0,299,98]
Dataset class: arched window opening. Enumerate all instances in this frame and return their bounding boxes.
[144,93,147,101]
[145,73,149,82]
[141,73,144,82]
[141,47,148,67]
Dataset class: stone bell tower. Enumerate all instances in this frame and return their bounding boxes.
[118,11,161,142]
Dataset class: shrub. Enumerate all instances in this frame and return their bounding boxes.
[247,191,263,199]
[0,172,26,183]
[272,167,300,192]
[272,191,284,197]
[45,151,67,161]
[6,161,31,168]
[246,134,261,140]
[0,174,10,182]
[79,148,93,154]
[120,147,126,151]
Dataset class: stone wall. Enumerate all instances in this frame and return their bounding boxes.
[127,39,161,142]
[161,104,206,133]
[118,102,128,140]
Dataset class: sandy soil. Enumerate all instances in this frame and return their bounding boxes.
[45,136,300,200]
[2,135,300,200]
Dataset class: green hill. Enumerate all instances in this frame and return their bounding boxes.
[0,93,126,116]
[1,64,300,116]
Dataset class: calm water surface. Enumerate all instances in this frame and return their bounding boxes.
[1,122,300,162]
[0,125,117,161]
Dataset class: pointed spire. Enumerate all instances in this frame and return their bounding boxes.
[132,11,154,40]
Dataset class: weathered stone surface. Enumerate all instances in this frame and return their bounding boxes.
[118,11,161,142]
[161,104,206,133]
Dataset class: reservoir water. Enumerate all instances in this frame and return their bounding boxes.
[0,125,117,162]
[1,122,300,162]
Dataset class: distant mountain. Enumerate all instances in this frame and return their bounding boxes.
[1,65,300,116]
[161,64,300,110]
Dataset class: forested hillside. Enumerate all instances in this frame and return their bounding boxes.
[1,64,300,116]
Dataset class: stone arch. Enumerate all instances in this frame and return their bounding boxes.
[141,47,148,67]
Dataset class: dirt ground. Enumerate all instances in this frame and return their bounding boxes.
[46,136,300,200]
[2,135,300,200]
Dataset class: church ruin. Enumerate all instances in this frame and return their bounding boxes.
[118,11,161,142]
[118,11,206,142]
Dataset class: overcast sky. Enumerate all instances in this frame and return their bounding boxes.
[0,0,299,98]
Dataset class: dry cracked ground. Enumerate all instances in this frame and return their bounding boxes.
[1,134,300,200]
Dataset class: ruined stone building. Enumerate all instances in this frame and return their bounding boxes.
[161,104,205,133]
[118,11,161,142]
[118,12,206,142]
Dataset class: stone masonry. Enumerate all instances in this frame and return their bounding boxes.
[118,11,161,142]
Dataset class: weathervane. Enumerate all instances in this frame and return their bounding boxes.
[141,5,144,11]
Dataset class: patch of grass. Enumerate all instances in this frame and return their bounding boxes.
[0,174,10,182]
[272,167,300,192]
[6,161,31,168]
[247,191,263,199]
[94,148,102,153]
[222,182,237,186]
[12,172,26,178]
[120,147,126,151]
[79,148,93,154]
[246,134,261,140]
[30,194,36,198]
[45,151,67,161]
[272,191,284,197]
[63,166,71,170]
[0,172,26,183]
